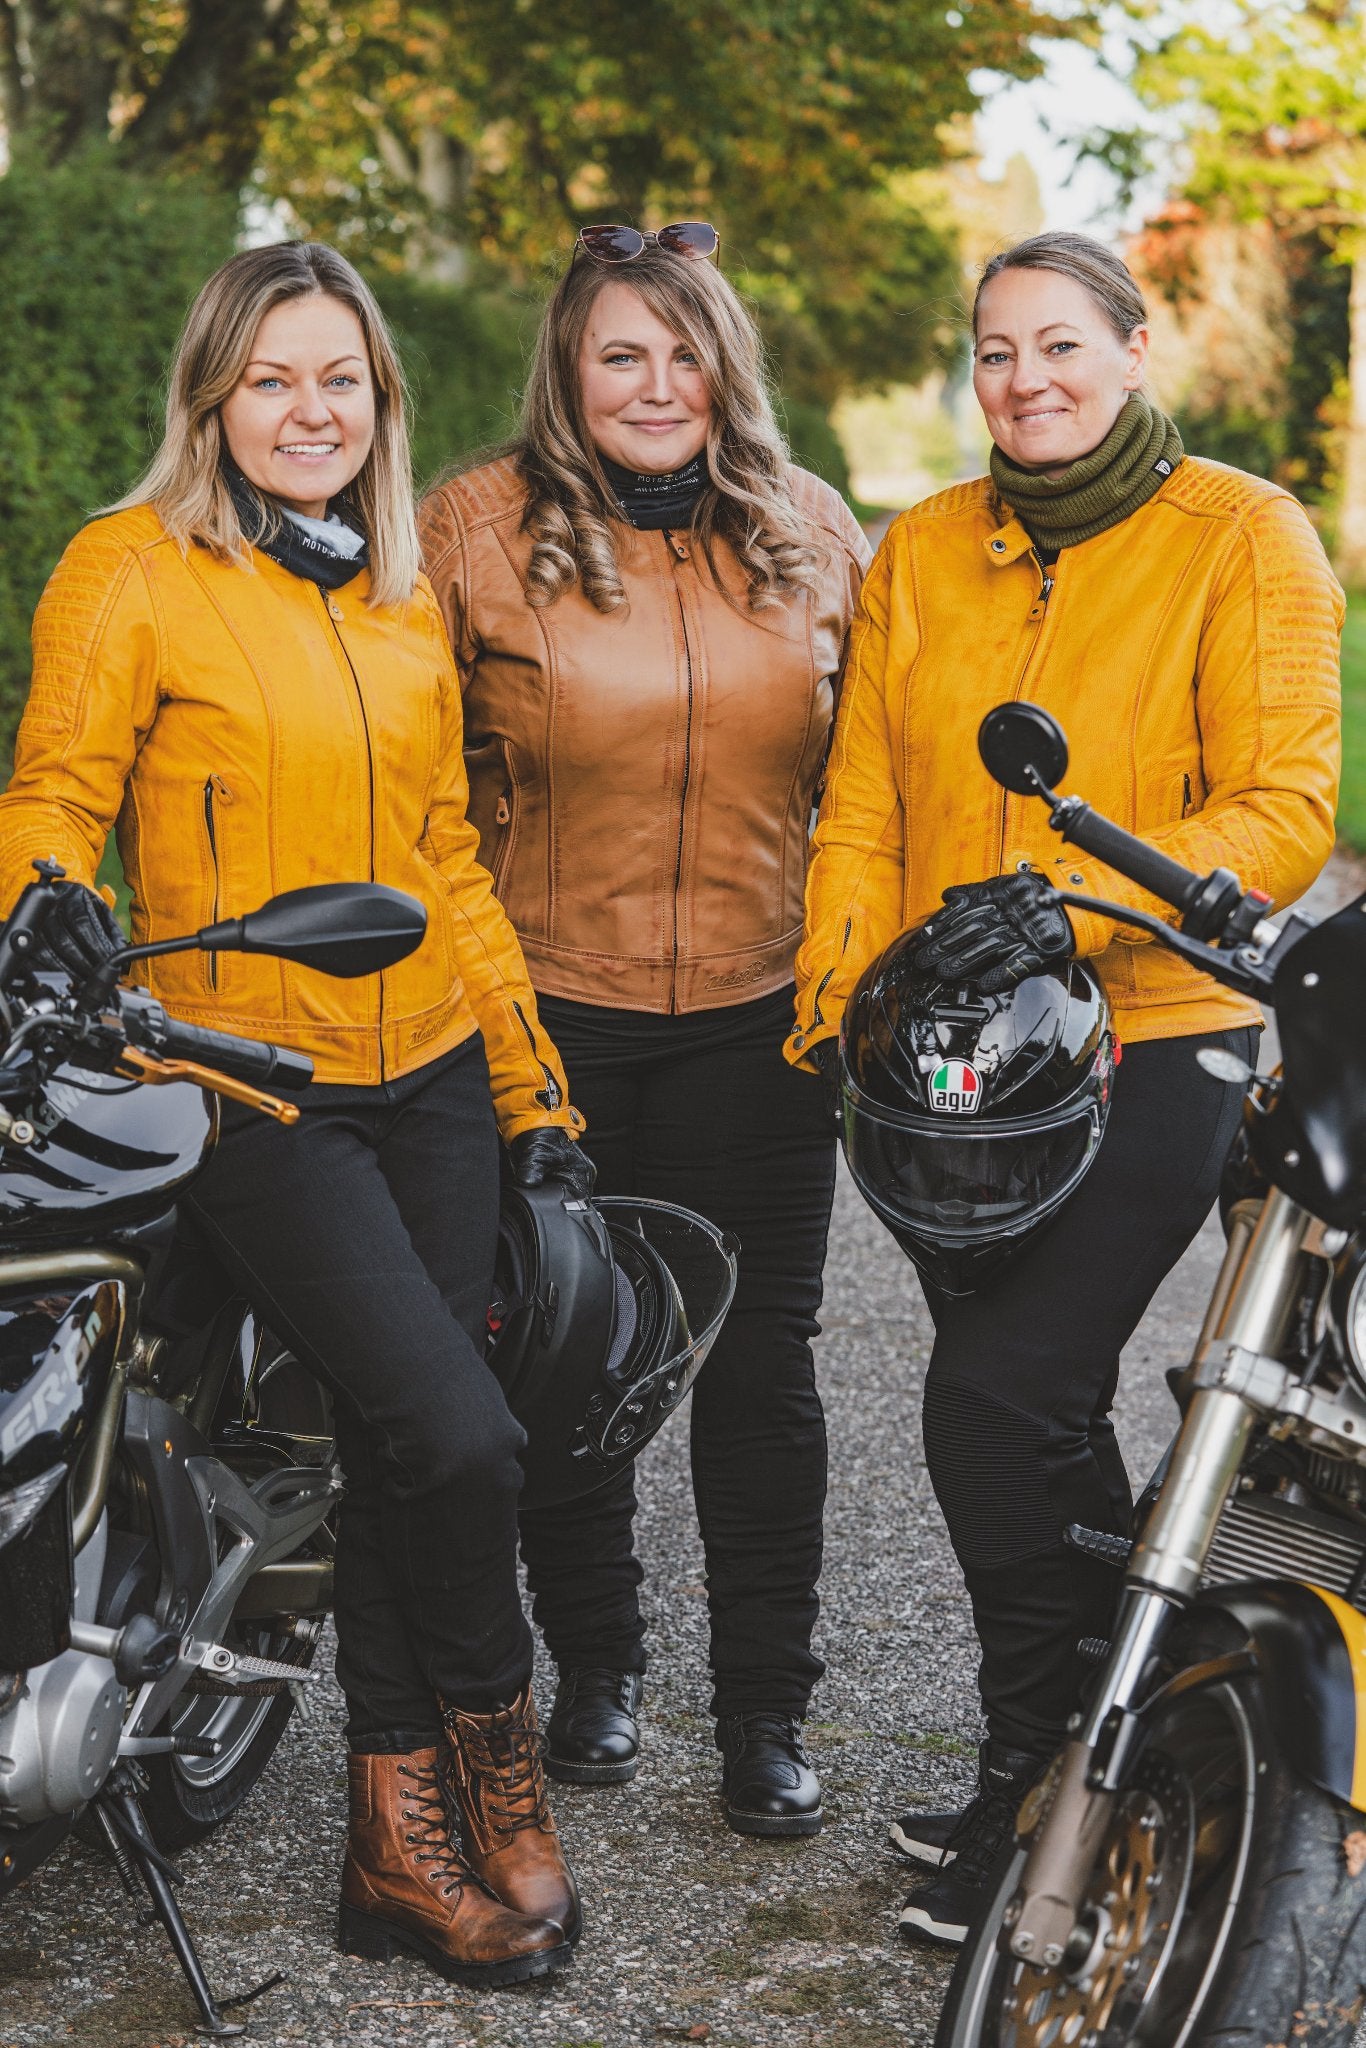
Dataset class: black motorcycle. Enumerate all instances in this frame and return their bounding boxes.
[0,860,424,2036]
[936,705,1366,2047]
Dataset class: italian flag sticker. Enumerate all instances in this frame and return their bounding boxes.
[929,1059,983,1115]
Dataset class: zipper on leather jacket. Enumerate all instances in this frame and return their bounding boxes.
[512,999,562,1110]
[202,776,229,990]
[996,558,1061,876]
[318,589,384,1079]
[665,534,694,1011]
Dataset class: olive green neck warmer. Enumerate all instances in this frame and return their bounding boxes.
[989,393,1184,555]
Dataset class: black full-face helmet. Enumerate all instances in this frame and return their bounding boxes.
[839,929,1116,1296]
[487,1187,737,1509]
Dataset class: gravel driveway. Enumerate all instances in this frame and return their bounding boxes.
[3,853,1362,2048]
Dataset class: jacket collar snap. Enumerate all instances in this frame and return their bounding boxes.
[983,516,1033,566]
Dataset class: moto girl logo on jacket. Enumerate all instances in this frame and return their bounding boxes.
[929,1060,982,1114]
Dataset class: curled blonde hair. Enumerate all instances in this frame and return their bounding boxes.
[110,242,420,606]
[516,247,825,611]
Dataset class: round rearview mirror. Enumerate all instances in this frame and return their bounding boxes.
[201,884,427,978]
[978,703,1069,796]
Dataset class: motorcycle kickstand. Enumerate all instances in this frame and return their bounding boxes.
[94,1766,285,2038]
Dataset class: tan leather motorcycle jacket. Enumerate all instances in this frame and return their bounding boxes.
[419,458,870,1012]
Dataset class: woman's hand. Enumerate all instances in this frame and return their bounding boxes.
[914,873,1074,994]
[30,882,126,980]
[509,1126,597,1200]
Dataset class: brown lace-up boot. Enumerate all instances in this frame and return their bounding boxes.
[338,1747,571,1985]
[441,1686,582,1944]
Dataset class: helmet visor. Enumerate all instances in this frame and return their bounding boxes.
[845,1103,1101,1243]
[594,1198,738,1443]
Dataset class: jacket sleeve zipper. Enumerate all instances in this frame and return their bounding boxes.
[512,999,562,1110]
[203,777,221,990]
[319,590,384,1079]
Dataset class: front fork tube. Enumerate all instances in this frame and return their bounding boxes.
[1005,1187,1311,1969]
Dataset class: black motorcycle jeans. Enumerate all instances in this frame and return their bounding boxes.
[920,1025,1257,1759]
[517,985,835,1720]
[184,1034,532,1745]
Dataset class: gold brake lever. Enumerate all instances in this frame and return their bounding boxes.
[116,1045,300,1125]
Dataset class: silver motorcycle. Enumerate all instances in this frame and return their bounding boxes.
[938,704,1366,2048]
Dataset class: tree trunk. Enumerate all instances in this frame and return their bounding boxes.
[3,0,136,160]
[1335,252,1366,589]
[121,0,300,186]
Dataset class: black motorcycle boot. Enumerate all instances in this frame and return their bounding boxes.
[897,1739,1042,1946]
[544,1668,643,1785]
[716,1712,823,1838]
[890,1735,1026,1868]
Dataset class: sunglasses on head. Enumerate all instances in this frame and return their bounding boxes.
[573,222,721,267]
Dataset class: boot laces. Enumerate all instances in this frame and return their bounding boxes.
[727,1712,809,1764]
[564,1665,636,1706]
[950,1784,1022,1889]
[457,1708,551,1834]
[396,1760,476,1899]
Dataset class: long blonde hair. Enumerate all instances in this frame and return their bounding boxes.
[111,242,420,606]
[516,247,825,612]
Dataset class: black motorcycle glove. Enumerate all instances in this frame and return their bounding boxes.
[913,873,1075,995]
[509,1125,597,1200]
[28,882,126,980]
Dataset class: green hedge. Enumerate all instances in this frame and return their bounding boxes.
[0,160,238,762]
[1339,593,1366,853]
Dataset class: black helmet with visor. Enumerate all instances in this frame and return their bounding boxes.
[839,932,1115,1296]
[487,1187,737,1508]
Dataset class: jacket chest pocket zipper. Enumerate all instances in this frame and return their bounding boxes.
[1182,773,1194,816]
[202,775,232,989]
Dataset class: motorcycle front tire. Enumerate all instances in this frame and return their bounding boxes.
[935,1672,1366,2048]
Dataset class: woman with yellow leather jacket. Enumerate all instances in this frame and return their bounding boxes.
[792,232,1343,1949]
[0,243,587,1988]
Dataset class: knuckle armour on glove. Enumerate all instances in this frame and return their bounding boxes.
[31,883,126,980]
[509,1126,596,1199]
[913,873,1074,994]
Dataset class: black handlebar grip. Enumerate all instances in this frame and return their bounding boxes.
[1057,803,1201,915]
[154,1015,315,1092]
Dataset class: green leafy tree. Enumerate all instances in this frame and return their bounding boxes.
[1120,0,1366,581]
[254,0,1069,402]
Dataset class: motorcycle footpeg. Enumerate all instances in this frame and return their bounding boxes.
[186,1639,317,1695]
[1064,1522,1133,1568]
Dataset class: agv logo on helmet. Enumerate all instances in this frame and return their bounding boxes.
[929,1059,983,1114]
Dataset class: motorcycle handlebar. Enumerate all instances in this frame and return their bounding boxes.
[133,1010,315,1092]
[1054,799,1204,916]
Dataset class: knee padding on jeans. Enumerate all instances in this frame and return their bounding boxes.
[922,1376,1058,1572]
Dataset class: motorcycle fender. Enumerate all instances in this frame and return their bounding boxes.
[1192,1579,1366,1810]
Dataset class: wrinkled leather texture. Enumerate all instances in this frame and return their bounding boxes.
[914,873,1076,994]
[792,460,1343,1063]
[545,1667,643,1774]
[717,1711,822,1822]
[29,880,125,979]
[341,1747,564,1966]
[419,459,871,1012]
[0,505,575,1134]
[509,1125,596,1198]
[442,1686,581,1940]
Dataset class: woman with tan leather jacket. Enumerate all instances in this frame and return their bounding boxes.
[0,242,589,1988]
[420,226,870,1836]
[792,231,1343,1947]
